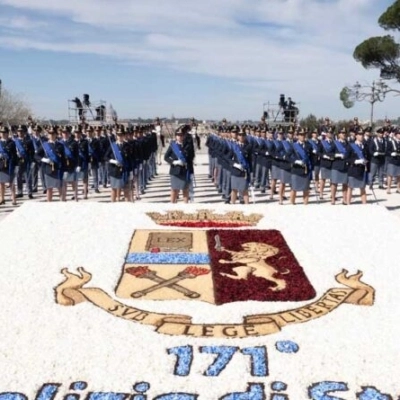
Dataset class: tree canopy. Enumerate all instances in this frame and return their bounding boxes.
[354,0,400,80]
[339,87,355,109]
[0,88,32,125]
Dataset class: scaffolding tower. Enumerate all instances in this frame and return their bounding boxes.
[68,98,107,125]
[262,101,301,127]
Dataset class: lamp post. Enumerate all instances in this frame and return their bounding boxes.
[343,79,398,125]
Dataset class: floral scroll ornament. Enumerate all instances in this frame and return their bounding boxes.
[55,269,375,339]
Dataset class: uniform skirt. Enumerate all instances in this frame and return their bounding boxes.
[320,166,331,180]
[45,175,61,189]
[387,163,400,177]
[291,174,310,191]
[63,172,77,183]
[231,175,249,192]
[170,175,189,190]
[110,176,127,189]
[348,176,366,189]
[0,171,12,184]
[331,170,348,185]
[77,170,89,181]
[313,165,321,178]
[271,165,281,180]
[280,169,291,184]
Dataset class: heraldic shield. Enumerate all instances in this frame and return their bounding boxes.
[116,229,316,305]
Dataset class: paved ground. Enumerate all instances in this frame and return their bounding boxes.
[1,143,399,221]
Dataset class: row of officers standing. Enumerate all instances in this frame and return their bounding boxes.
[206,124,400,205]
[0,122,162,204]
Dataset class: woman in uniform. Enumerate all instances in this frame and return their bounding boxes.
[346,130,368,205]
[229,127,252,204]
[0,126,18,205]
[289,129,312,205]
[330,128,349,205]
[270,130,284,201]
[106,128,132,202]
[386,130,400,194]
[75,128,90,200]
[35,127,64,202]
[59,126,79,202]
[319,129,335,200]
[164,125,194,203]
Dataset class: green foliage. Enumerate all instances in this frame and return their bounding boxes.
[299,114,323,131]
[354,1,400,80]
[353,35,400,70]
[379,0,400,30]
[339,87,355,108]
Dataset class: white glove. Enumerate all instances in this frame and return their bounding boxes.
[173,160,185,166]
[294,160,304,166]
[391,152,397,157]
[373,152,379,157]
[312,149,317,154]
[41,157,51,164]
[233,163,244,170]
[109,159,119,166]
[265,151,269,156]
[355,159,365,165]
[76,166,81,173]
[335,153,344,159]
[322,154,331,160]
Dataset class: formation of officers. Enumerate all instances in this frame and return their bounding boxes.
[1,116,400,206]
[0,120,164,204]
[205,117,400,205]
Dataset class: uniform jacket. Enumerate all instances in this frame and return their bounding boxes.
[164,140,194,179]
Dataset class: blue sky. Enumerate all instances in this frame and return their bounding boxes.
[0,0,398,122]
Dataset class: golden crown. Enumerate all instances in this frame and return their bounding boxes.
[146,210,263,228]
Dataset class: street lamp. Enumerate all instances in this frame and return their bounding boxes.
[340,79,400,125]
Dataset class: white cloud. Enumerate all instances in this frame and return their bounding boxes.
[0,0,396,120]
[0,15,47,29]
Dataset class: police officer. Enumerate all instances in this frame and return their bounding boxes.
[35,127,64,202]
[319,129,335,200]
[368,128,386,189]
[347,130,368,205]
[386,129,400,194]
[279,127,294,204]
[75,127,90,200]
[289,129,312,205]
[0,126,18,205]
[331,128,350,205]
[60,126,79,201]
[15,125,35,199]
[308,129,321,192]
[164,124,194,203]
[106,127,132,202]
[88,127,102,194]
[229,127,252,204]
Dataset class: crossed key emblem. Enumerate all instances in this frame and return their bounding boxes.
[126,266,210,299]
